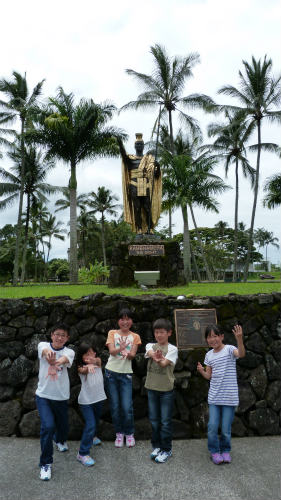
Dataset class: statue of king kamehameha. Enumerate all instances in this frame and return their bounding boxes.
[117,133,162,234]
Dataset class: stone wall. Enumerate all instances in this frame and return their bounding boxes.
[0,292,280,440]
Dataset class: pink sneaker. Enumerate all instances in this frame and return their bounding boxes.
[222,452,231,463]
[125,434,135,447]
[115,433,124,447]
[211,453,223,465]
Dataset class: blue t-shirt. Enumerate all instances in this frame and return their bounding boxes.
[204,344,239,406]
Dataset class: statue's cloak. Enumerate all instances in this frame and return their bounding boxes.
[122,154,162,233]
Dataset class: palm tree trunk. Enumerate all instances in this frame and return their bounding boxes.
[233,158,239,282]
[101,215,106,266]
[168,109,174,154]
[243,121,261,281]
[189,204,213,281]
[12,118,25,285]
[181,203,191,284]
[168,203,172,238]
[34,239,39,282]
[69,160,78,283]
[20,193,31,285]
[190,245,201,282]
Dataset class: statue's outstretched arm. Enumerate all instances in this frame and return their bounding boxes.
[154,160,161,178]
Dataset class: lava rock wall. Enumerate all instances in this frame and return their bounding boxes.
[0,292,280,440]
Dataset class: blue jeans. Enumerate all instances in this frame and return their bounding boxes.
[208,404,235,454]
[105,369,134,435]
[79,401,103,455]
[147,389,174,452]
[36,395,68,466]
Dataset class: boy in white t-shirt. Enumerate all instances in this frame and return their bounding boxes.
[145,318,178,463]
[35,323,75,481]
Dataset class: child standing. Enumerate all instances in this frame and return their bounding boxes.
[35,323,75,481]
[144,318,178,463]
[76,342,107,466]
[105,308,141,448]
[197,323,245,465]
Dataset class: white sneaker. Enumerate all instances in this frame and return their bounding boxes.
[55,441,68,452]
[155,450,172,463]
[40,464,51,480]
[150,448,161,460]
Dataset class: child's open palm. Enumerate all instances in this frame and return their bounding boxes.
[232,324,243,339]
[154,349,164,362]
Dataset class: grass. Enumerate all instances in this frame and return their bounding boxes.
[0,280,280,299]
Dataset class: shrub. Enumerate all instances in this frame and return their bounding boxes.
[78,261,110,284]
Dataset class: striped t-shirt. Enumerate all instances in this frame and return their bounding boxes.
[204,344,239,406]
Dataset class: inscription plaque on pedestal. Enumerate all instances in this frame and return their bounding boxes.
[128,244,165,256]
[174,309,217,349]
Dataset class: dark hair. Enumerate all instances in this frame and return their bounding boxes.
[205,324,221,340]
[153,318,172,332]
[117,308,134,320]
[50,323,70,336]
[76,342,98,368]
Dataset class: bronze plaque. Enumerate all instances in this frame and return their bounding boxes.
[174,309,217,349]
[128,244,165,256]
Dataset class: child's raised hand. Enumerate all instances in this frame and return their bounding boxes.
[119,338,127,352]
[232,324,243,339]
[46,351,57,365]
[87,364,96,374]
[154,349,164,362]
[197,362,204,374]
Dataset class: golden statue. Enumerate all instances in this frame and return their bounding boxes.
[118,134,162,234]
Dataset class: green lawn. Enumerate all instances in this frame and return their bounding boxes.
[0,281,280,299]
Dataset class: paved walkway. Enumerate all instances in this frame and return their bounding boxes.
[0,436,280,500]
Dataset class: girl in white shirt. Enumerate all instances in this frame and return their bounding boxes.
[76,342,106,467]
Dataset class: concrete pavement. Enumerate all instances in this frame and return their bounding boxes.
[0,436,280,500]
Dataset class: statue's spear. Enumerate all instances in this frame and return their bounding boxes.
[148,105,162,233]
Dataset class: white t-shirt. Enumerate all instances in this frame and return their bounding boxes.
[204,344,239,406]
[78,366,107,405]
[36,342,75,401]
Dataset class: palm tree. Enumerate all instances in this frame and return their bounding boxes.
[55,187,88,214]
[29,201,49,281]
[32,87,125,283]
[218,56,281,280]
[121,44,214,151]
[207,110,255,281]
[0,71,45,285]
[88,186,120,266]
[254,228,279,264]
[77,209,99,267]
[40,215,66,277]
[263,173,281,209]
[161,140,229,283]
[0,144,61,283]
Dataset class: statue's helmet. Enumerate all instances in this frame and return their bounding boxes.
[135,133,144,143]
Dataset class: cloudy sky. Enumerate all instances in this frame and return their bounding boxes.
[1,0,280,263]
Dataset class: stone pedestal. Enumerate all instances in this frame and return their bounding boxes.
[108,240,184,287]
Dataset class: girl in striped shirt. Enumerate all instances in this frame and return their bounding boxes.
[197,323,245,465]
